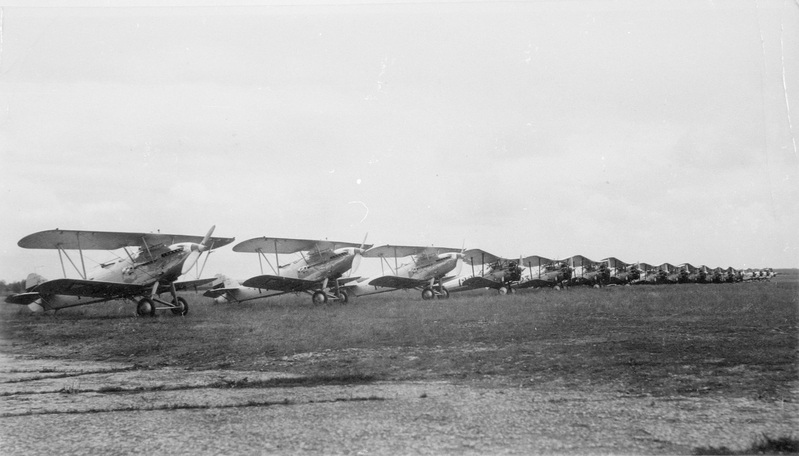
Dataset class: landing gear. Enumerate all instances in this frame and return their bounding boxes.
[336,290,349,303]
[171,297,188,316]
[422,286,449,300]
[136,297,156,317]
[498,286,509,295]
[312,291,328,305]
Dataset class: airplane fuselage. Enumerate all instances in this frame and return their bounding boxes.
[403,253,460,281]
[31,243,198,310]
[278,248,360,283]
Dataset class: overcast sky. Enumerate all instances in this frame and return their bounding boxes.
[1,0,797,282]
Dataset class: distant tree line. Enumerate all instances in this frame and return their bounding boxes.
[0,280,26,294]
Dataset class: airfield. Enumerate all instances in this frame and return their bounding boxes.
[1,275,797,454]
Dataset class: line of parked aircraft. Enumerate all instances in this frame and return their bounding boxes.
[4,228,778,315]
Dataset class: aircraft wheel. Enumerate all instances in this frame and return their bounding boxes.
[437,287,450,300]
[498,286,508,295]
[421,288,435,300]
[171,297,188,316]
[593,284,600,289]
[337,290,349,304]
[553,285,561,291]
[312,291,328,305]
[136,298,156,317]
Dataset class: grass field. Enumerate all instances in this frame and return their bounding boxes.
[2,274,796,404]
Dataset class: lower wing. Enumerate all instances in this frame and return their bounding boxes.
[241,275,318,292]
[367,276,428,289]
[33,278,149,299]
[461,276,503,289]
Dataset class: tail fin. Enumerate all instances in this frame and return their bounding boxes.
[208,273,238,288]
[25,273,47,291]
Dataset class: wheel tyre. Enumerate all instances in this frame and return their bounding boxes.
[337,290,349,304]
[498,286,508,295]
[171,297,188,316]
[593,284,600,289]
[421,288,434,300]
[312,291,328,305]
[137,298,156,317]
[553,285,561,291]
[438,287,450,300]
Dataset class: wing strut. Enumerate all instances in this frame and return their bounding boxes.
[57,247,67,278]
[76,233,87,279]
[141,236,153,261]
[274,239,280,277]
[57,245,87,280]
[256,248,278,275]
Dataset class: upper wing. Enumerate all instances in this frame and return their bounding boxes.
[602,257,630,269]
[18,229,234,250]
[521,255,553,266]
[241,275,319,292]
[233,237,372,254]
[462,249,501,265]
[461,276,502,289]
[363,245,460,258]
[564,255,597,267]
[33,278,149,299]
[367,275,429,289]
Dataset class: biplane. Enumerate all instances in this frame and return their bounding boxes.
[226,236,371,304]
[709,266,726,283]
[632,262,659,284]
[516,255,571,289]
[678,263,700,283]
[726,267,741,282]
[602,257,641,285]
[448,249,524,295]
[5,227,234,316]
[347,245,463,300]
[657,263,681,284]
[563,255,609,287]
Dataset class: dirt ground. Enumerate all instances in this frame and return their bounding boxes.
[2,350,797,455]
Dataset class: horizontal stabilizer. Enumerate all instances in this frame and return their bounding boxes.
[164,278,216,294]
[203,288,238,298]
[5,292,42,305]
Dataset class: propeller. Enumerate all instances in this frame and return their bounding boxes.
[452,254,464,277]
[182,225,215,274]
[348,233,369,277]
